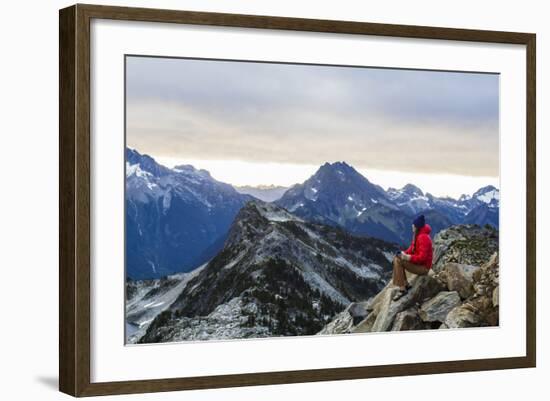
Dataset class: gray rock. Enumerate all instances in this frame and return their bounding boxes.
[320,243,499,336]
[432,225,498,272]
[391,308,425,331]
[492,286,499,307]
[318,302,369,335]
[356,274,444,332]
[348,302,369,322]
[444,304,482,328]
[318,310,354,335]
[352,312,377,333]
[444,263,481,299]
[419,291,461,322]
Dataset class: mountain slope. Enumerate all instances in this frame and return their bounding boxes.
[138,201,399,342]
[125,264,207,343]
[126,148,251,279]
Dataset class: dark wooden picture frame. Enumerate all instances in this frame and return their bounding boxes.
[59,3,536,397]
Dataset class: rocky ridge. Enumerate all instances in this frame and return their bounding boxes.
[318,225,499,334]
[136,200,400,343]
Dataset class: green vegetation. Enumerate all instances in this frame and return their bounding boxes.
[244,257,344,336]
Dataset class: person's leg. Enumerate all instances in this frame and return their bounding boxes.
[392,256,407,289]
[401,260,429,277]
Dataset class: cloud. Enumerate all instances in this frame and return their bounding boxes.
[126,56,499,178]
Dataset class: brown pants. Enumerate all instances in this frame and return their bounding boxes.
[392,256,429,288]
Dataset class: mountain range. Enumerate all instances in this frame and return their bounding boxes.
[125,148,499,280]
[276,162,498,245]
[128,216,499,343]
[134,201,399,342]
[126,148,251,280]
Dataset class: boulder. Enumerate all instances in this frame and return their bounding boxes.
[354,274,444,333]
[317,301,368,335]
[391,307,425,331]
[470,252,499,326]
[444,304,482,328]
[318,248,500,336]
[317,310,353,335]
[443,263,480,299]
[492,286,499,307]
[348,302,369,325]
[469,295,499,326]
[352,312,377,333]
[419,291,461,323]
[472,253,499,295]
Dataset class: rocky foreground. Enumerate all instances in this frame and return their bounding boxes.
[318,224,499,334]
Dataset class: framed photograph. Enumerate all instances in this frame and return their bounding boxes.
[59,4,536,397]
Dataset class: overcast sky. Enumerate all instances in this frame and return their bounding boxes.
[126,56,499,197]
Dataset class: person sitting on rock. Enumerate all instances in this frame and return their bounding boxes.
[392,214,433,301]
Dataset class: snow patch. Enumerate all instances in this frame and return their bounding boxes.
[148,260,157,274]
[289,202,305,212]
[222,251,246,270]
[477,189,499,203]
[333,257,380,280]
[162,191,172,213]
[126,162,151,178]
[300,270,349,305]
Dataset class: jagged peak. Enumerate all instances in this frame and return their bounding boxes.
[472,185,499,203]
[401,183,424,196]
[173,164,212,179]
[308,161,375,189]
[474,185,498,194]
[317,161,357,174]
[458,185,499,204]
[125,147,171,177]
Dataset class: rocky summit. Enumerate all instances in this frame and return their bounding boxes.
[318,225,499,334]
[432,224,499,272]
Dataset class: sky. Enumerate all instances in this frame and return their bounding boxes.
[126,56,500,198]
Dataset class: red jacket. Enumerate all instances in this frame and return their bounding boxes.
[404,224,433,269]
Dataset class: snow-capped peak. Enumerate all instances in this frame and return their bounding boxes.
[126,162,151,179]
[476,188,500,204]
[173,164,212,179]
[401,183,424,196]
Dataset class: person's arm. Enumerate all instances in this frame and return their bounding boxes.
[409,235,429,265]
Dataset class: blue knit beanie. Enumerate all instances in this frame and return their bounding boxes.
[413,214,425,229]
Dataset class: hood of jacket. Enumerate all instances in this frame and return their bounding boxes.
[417,224,432,236]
